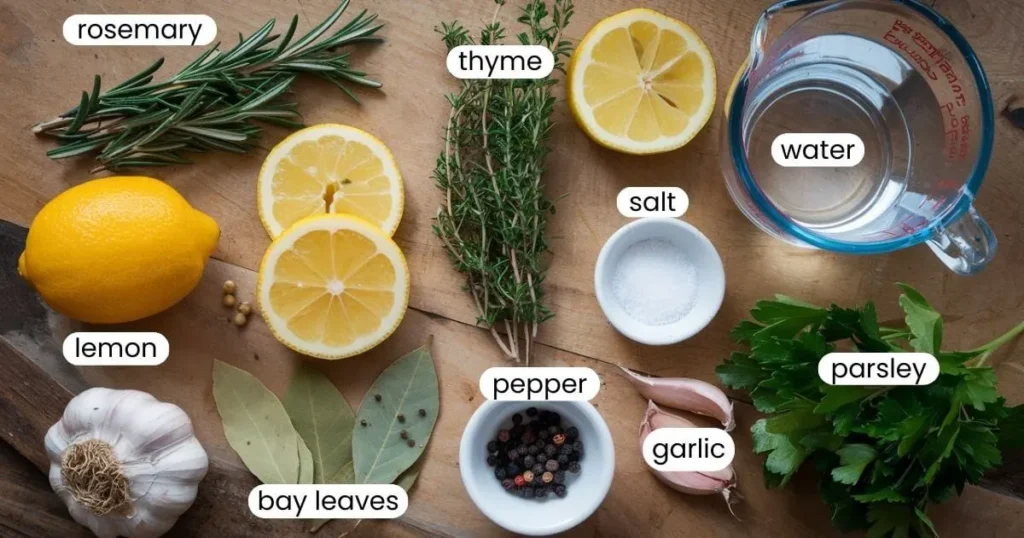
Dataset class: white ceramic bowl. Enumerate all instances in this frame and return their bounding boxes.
[459,401,614,536]
[594,218,725,345]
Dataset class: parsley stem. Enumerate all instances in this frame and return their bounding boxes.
[970,319,1024,367]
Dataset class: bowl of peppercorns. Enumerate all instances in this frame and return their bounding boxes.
[459,401,614,536]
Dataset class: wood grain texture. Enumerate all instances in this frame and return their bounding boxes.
[0,0,1022,536]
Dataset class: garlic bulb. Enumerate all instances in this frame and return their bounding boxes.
[45,388,209,538]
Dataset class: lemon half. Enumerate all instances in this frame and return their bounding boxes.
[258,124,404,238]
[568,9,717,154]
[257,214,410,360]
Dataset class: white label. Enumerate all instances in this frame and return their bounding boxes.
[479,367,600,401]
[248,484,407,519]
[642,428,735,472]
[63,332,169,366]
[616,187,689,218]
[446,45,554,79]
[818,353,939,386]
[63,15,217,46]
[771,133,865,167]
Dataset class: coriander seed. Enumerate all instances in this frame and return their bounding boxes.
[223,294,237,308]
[238,302,252,316]
[223,280,237,295]
[232,312,248,327]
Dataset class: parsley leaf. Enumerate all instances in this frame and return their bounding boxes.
[831,444,877,485]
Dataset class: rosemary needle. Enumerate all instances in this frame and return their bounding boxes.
[432,0,574,364]
[33,0,383,173]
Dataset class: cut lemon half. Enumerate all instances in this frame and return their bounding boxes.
[258,124,404,238]
[257,214,410,360]
[568,9,716,154]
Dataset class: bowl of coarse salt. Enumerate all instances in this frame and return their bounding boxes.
[594,218,725,345]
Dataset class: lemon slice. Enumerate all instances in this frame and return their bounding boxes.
[257,214,410,360]
[258,124,404,238]
[568,9,716,154]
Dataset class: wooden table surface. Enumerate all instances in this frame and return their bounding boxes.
[1,0,1023,536]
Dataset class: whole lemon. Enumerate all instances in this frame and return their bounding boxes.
[18,176,219,324]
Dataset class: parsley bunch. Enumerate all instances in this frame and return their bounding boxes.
[717,284,1024,538]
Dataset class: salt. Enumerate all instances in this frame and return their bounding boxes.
[610,238,697,326]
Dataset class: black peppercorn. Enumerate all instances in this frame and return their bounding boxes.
[559,444,573,456]
[487,454,498,466]
[554,484,567,498]
[507,449,519,461]
[526,407,538,417]
[400,430,408,439]
[487,440,499,453]
[535,487,547,498]
[397,414,405,423]
[554,471,566,484]
[550,412,562,425]
[510,425,524,439]
[495,467,507,480]
[360,419,367,427]
[419,408,427,417]
[531,463,544,476]
[545,459,559,472]
[501,478,514,490]
[523,455,535,467]
[506,462,519,475]
[536,453,548,464]
[545,444,557,457]
[407,439,415,447]
[556,454,569,466]
[374,394,381,402]
[566,426,579,440]
[547,425,559,436]
[568,461,581,473]
[524,487,535,498]
[527,445,539,456]
[538,430,550,441]
[572,440,583,451]
[512,413,523,425]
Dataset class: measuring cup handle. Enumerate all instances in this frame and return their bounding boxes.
[925,206,997,275]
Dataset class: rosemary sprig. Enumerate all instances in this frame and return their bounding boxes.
[432,0,574,364]
[33,0,383,173]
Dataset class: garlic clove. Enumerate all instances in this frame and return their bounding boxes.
[639,400,740,516]
[622,366,735,431]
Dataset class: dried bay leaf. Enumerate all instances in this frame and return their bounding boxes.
[283,364,356,484]
[298,437,314,484]
[212,360,299,484]
[353,338,439,485]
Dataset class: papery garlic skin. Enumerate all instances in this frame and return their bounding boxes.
[621,366,736,431]
[640,401,738,509]
[45,388,209,538]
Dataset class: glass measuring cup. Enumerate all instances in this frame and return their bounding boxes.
[722,0,996,275]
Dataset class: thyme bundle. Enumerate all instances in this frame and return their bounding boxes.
[33,1,382,172]
[432,0,574,364]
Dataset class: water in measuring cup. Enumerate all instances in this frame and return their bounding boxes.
[743,33,944,237]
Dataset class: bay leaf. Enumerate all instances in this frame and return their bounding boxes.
[396,465,420,492]
[298,437,314,484]
[352,338,439,485]
[212,360,299,484]
[283,364,356,484]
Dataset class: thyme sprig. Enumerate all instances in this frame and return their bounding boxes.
[432,0,574,364]
[33,0,383,173]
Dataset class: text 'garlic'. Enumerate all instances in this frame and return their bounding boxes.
[45,388,209,538]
